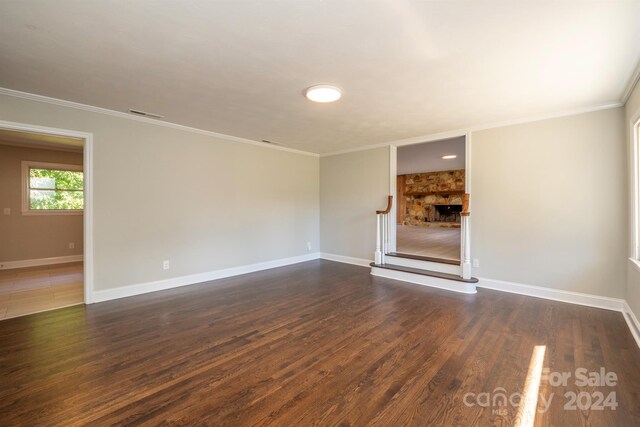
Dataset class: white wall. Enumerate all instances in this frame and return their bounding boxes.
[320,147,389,260]
[320,108,627,299]
[471,108,626,298]
[0,94,320,291]
[625,80,640,315]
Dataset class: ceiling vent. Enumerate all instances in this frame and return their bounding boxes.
[127,109,164,119]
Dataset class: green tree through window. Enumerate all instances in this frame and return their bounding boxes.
[29,168,84,210]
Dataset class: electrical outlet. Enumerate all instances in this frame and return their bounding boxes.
[307,241,312,252]
[473,259,480,268]
[3,208,9,215]
[163,260,170,270]
[68,242,75,249]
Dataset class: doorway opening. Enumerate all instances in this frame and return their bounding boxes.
[395,136,466,261]
[0,123,93,319]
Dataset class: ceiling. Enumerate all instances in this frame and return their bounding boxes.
[0,129,83,152]
[0,1,639,155]
[398,137,465,175]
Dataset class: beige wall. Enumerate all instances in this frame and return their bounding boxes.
[471,108,627,298]
[0,144,84,262]
[1,91,631,303]
[0,94,320,291]
[320,108,627,299]
[320,147,389,260]
[625,80,640,315]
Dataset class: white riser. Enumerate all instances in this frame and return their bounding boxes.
[384,256,461,275]
[371,267,477,294]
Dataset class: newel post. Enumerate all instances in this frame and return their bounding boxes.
[375,214,382,264]
[375,196,393,265]
[461,193,472,279]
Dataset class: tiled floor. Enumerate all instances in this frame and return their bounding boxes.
[0,262,83,320]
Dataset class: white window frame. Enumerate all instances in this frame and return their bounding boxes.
[633,116,640,264]
[21,160,84,216]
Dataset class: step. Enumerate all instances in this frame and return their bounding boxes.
[387,252,459,265]
[370,262,478,294]
[385,252,461,274]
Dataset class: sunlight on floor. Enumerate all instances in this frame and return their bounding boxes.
[0,262,83,319]
[515,345,546,427]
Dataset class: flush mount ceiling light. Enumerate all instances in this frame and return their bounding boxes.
[442,155,457,159]
[305,85,342,103]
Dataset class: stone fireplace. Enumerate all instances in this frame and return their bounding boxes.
[397,169,465,228]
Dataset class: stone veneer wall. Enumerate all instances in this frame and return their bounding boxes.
[399,169,465,227]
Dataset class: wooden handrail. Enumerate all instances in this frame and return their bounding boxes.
[376,195,393,214]
[461,193,470,216]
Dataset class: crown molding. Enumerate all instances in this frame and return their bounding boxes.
[320,101,623,157]
[0,87,319,157]
[622,59,640,105]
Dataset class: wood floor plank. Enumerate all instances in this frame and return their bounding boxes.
[0,260,639,425]
[397,225,461,260]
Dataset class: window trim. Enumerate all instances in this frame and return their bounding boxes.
[633,116,640,262]
[21,160,84,216]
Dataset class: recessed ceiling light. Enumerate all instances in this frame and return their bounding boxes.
[305,85,342,103]
[442,155,457,159]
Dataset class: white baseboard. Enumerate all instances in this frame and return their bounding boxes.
[477,277,625,312]
[0,254,84,270]
[319,253,372,267]
[623,302,640,349]
[92,253,320,303]
[319,256,624,310]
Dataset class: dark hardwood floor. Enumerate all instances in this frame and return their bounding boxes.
[1,260,639,425]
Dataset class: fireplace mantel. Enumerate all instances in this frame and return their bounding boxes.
[405,190,465,197]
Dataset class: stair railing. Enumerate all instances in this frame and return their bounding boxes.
[375,195,393,265]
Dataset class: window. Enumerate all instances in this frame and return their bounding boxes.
[21,161,84,215]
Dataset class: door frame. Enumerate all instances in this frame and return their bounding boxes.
[389,131,472,262]
[0,119,95,304]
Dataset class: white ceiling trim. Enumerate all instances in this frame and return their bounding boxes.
[320,101,623,157]
[0,87,320,158]
[622,59,640,105]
